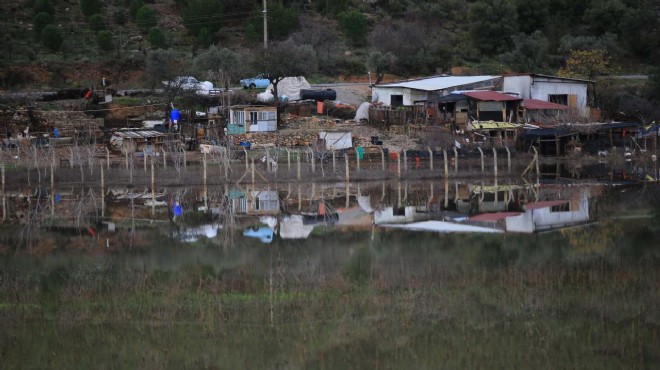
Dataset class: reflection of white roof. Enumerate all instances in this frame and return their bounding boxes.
[279,215,314,239]
[374,75,500,92]
[381,221,502,233]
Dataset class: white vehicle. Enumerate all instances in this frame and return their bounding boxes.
[162,76,214,94]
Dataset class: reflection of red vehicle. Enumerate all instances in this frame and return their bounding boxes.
[84,89,93,99]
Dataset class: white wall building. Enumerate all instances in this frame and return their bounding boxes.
[505,190,590,233]
[502,74,593,117]
[372,75,501,107]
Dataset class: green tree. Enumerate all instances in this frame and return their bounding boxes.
[515,0,549,34]
[41,24,63,52]
[33,0,54,16]
[245,2,299,42]
[468,0,518,56]
[583,0,626,35]
[618,6,658,61]
[97,30,114,52]
[500,31,550,72]
[147,27,167,49]
[338,10,369,47]
[193,46,242,89]
[80,0,102,18]
[314,0,349,16]
[33,12,54,39]
[88,13,106,33]
[365,50,396,85]
[136,6,157,34]
[182,0,225,36]
[129,0,145,20]
[196,28,213,48]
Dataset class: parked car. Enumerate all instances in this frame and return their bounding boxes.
[243,226,274,243]
[162,76,213,93]
[239,74,270,89]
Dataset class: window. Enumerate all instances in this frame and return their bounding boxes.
[548,94,568,106]
[550,203,570,212]
[258,111,276,120]
[249,111,258,123]
[391,95,403,106]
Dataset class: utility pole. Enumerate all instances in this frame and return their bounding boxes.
[263,0,268,49]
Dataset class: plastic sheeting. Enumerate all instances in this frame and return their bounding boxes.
[354,102,371,122]
[267,76,311,101]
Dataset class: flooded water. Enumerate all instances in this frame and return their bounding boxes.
[1,160,659,368]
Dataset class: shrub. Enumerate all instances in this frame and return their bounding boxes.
[88,13,106,32]
[41,24,63,52]
[147,27,167,49]
[338,11,369,47]
[97,30,113,52]
[196,28,212,48]
[33,12,54,38]
[80,0,102,18]
[129,0,145,20]
[33,0,54,16]
[136,6,157,34]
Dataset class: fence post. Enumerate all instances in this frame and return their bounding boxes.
[2,164,6,220]
[505,146,511,173]
[162,148,167,169]
[297,149,301,181]
[478,147,484,172]
[428,147,433,171]
[380,147,385,172]
[101,164,105,218]
[443,149,448,178]
[203,153,208,211]
[403,150,408,172]
[286,147,291,172]
[397,151,401,178]
[143,148,147,172]
[492,147,498,178]
[151,157,156,216]
[308,147,315,174]
[243,147,249,171]
[355,147,360,172]
[345,152,350,182]
[332,150,336,173]
[106,147,110,170]
[453,147,458,173]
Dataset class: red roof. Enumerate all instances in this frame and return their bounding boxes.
[523,99,570,110]
[468,212,521,222]
[524,200,569,210]
[462,91,521,101]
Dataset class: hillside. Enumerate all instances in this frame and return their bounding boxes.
[0,0,658,95]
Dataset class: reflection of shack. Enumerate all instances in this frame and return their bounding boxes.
[504,190,590,233]
[230,189,279,215]
[520,127,579,156]
[374,205,430,225]
[318,131,352,150]
[109,129,165,154]
[456,184,527,214]
[227,106,277,135]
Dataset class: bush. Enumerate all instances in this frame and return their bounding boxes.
[197,28,212,48]
[147,27,167,49]
[80,0,102,18]
[136,6,157,34]
[129,0,144,20]
[33,12,54,39]
[33,0,54,16]
[338,11,369,47]
[88,14,106,32]
[41,25,63,52]
[97,30,113,52]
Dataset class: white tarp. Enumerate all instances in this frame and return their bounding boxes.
[279,215,314,239]
[354,102,371,122]
[319,131,352,150]
[267,76,311,101]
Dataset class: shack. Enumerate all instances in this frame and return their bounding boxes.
[227,106,277,135]
[503,74,593,118]
[318,131,352,150]
[109,129,166,154]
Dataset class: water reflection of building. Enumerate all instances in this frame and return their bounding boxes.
[230,189,279,215]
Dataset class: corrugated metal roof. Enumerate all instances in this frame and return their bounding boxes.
[523,99,570,110]
[503,73,595,84]
[374,75,500,92]
[462,91,521,101]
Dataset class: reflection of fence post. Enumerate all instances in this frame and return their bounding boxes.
[505,146,511,173]
[332,150,336,173]
[105,147,110,170]
[151,157,156,216]
[251,158,255,185]
[532,146,540,184]
[397,151,401,178]
[203,153,208,211]
[297,150,301,181]
[308,147,315,174]
[478,147,484,172]
[380,147,385,172]
[51,157,55,216]
[443,149,448,178]
[492,147,498,178]
[403,150,408,172]
[162,148,167,169]
[243,147,249,171]
[355,147,360,172]
[453,147,458,173]
[428,147,433,170]
[285,147,291,173]
[2,164,6,220]
[101,163,105,218]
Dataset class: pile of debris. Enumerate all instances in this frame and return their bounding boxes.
[230,132,320,148]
